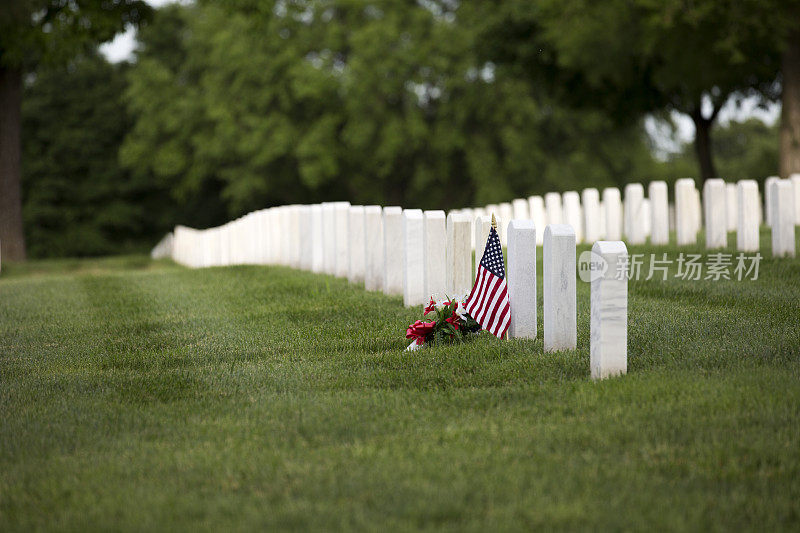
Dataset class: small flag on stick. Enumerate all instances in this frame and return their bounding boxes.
[465,217,511,338]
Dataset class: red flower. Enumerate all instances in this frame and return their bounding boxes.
[406,320,436,345]
[423,299,436,316]
[445,311,461,330]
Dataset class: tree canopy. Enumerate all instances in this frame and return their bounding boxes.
[473,0,799,181]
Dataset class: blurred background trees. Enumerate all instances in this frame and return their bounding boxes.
[7,0,799,258]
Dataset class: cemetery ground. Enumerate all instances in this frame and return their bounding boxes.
[1,231,799,531]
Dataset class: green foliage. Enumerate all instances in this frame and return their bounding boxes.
[122,1,665,217]
[473,0,798,178]
[654,118,780,184]
[21,52,168,258]
[1,240,799,529]
[0,0,152,69]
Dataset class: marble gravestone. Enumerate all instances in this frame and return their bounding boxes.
[363,206,384,291]
[446,212,472,298]
[598,200,607,240]
[507,220,537,339]
[771,180,796,257]
[581,188,601,244]
[703,179,727,249]
[310,204,324,273]
[590,240,628,380]
[403,209,426,307]
[382,206,404,296]
[333,201,351,277]
[512,198,529,221]
[562,191,583,244]
[642,199,651,238]
[321,202,336,274]
[474,215,495,280]
[725,183,738,232]
[791,174,800,225]
[543,224,576,352]
[648,181,669,245]
[544,192,563,225]
[423,210,447,301]
[764,175,780,227]
[498,202,513,246]
[602,187,623,241]
[299,205,313,271]
[348,205,366,283]
[528,196,546,245]
[675,178,697,245]
[623,183,645,245]
[737,180,760,252]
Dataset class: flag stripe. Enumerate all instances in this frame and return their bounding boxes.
[466,268,488,317]
[468,271,496,325]
[484,285,506,334]
[487,287,509,334]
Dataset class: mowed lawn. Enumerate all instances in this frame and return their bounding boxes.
[1,232,799,531]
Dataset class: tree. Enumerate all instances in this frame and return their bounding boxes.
[124,1,663,217]
[475,0,800,182]
[0,0,151,261]
[22,51,170,258]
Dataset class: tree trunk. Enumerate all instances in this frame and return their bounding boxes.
[691,109,717,183]
[780,30,800,177]
[0,64,26,261]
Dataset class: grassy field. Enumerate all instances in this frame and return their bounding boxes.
[1,231,799,531]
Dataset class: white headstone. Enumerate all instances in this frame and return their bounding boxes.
[590,241,628,380]
[334,202,350,277]
[791,173,800,225]
[648,181,669,245]
[299,205,313,270]
[512,198,529,221]
[403,209,426,307]
[693,186,702,233]
[348,205,366,283]
[321,203,336,274]
[528,195,546,245]
[383,206,404,296]
[289,207,302,267]
[498,202,513,246]
[764,175,780,227]
[543,224,576,352]
[737,180,760,252]
[259,209,271,265]
[582,188,601,243]
[703,179,728,249]
[474,215,495,280]
[562,191,583,244]
[423,210,447,301]
[725,183,738,232]
[602,188,623,240]
[544,192,563,225]
[675,178,697,245]
[771,180,796,257]
[642,199,651,237]
[623,183,645,244]
[598,200,607,239]
[311,204,324,273]
[446,212,472,297]
[364,206,384,291]
[507,220,537,339]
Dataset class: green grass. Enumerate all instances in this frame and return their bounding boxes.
[1,229,799,531]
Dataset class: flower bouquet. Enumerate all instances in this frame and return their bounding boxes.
[405,296,482,351]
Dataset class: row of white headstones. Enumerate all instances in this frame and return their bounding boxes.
[154,175,799,380]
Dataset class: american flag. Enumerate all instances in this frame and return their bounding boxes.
[465,226,511,338]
